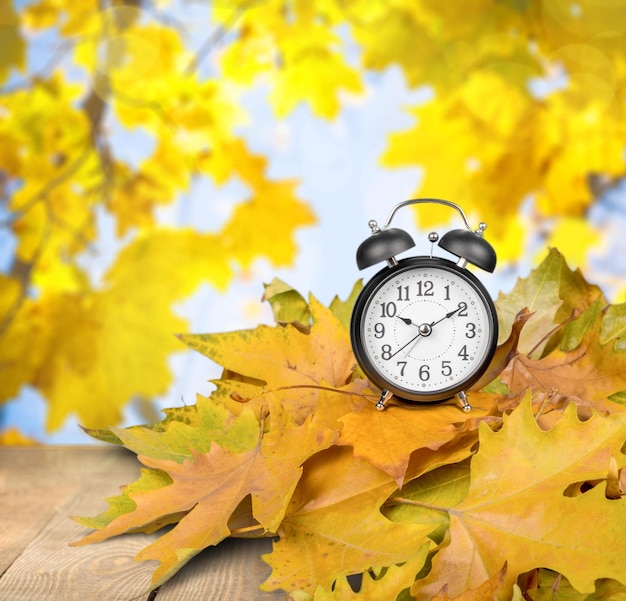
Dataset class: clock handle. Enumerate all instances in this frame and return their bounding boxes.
[381,197,473,230]
[356,197,497,273]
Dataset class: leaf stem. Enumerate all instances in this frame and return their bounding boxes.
[229,524,268,535]
[234,383,378,404]
[384,496,450,514]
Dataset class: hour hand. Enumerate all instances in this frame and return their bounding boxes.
[397,316,415,326]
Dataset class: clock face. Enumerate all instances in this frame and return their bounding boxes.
[351,257,498,403]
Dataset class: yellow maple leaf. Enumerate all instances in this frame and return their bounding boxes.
[74,406,337,589]
[222,179,316,267]
[262,446,436,594]
[412,397,626,600]
[270,45,363,118]
[337,399,492,487]
[179,294,355,392]
[23,227,236,430]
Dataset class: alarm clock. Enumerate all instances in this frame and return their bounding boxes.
[350,198,498,412]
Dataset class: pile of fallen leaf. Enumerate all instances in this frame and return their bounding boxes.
[73,249,626,600]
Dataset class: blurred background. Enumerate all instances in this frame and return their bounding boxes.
[1,0,626,444]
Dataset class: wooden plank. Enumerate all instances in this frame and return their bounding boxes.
[0,447,157,601]
[0,447,288,600]
[156,537,285,600]
[0,492,159,601]
[0,446,138,574]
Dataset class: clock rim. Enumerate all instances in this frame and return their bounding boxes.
[350,256,498,404]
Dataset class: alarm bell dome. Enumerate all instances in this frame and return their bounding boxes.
[356,228,416,270]
[438,229,497,272]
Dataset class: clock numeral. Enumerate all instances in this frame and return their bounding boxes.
[458,345,469,361]
[381,344,392,360]
[444,285,451,301]
[380,302,397,318]
[465,322,476,338]
[396,285,409,301]
[457,302,468,317]
[416,280,434,296]
[441,360,452,377]
[397,361,407,376]
[374,323,385,338]
[419,364,430,381]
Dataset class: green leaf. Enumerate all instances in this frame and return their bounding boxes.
[109,393,261,462]
[263,277,312,331]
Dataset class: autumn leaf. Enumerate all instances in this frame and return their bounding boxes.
[73,257,626,599]
[263,277,312,331]
[74,401,337,589]
[180,294,353,389]
[410,395,626,600]
[310,544,430,601]
[501,301,626,409]
[261,446,436,595]
[108,394,262,461]
[337,400,492,487]
[524,569,626,601]
[495,248,603,356]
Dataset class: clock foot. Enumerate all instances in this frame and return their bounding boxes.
[457,391,472,412]
[375,390,393,411]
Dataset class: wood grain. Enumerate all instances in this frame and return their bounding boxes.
[0,447,287,600]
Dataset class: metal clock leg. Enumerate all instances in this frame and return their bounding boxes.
[457,391,472,412]
[375,390,393,411]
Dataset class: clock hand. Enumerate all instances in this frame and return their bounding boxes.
[429,305,462,328]
[389,330,423,359]
[397,315,418,326]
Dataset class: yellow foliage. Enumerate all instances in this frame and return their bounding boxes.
[537,218,602,269]
[73,265,626,598]
[0,0,24,83]
[0,427,38,445]
[2,0,626,435]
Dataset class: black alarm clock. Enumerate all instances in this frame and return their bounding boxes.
[350,198,498,412]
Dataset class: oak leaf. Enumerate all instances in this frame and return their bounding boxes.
[411,396,626,600]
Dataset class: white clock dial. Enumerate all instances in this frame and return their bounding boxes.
[352,258,497,402]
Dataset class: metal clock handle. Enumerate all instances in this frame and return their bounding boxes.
[382,197,474,232]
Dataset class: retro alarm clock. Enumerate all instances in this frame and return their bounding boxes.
[350,198,498,412]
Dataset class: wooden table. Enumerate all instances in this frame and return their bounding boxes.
[0,446,285,600]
